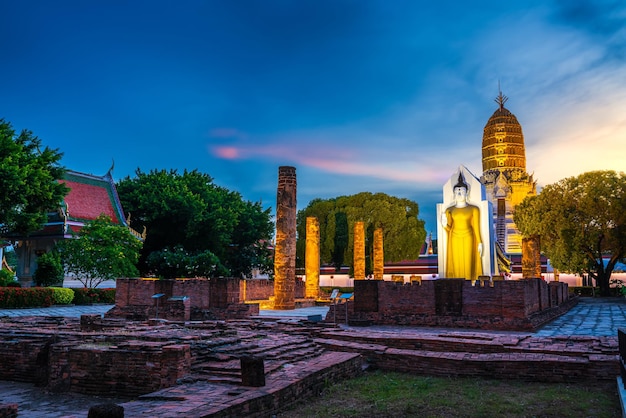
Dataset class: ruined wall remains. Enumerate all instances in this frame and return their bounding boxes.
[111,278,260,320]
[243,279,305,301]
[337,278,572,331]
[274,166,297,309]
[48,342,191,397]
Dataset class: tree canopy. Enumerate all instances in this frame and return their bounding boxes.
[0,119,68,235]
[57,215,143,288]
[116,169,274,278]
[514,170,626,296]
[296,192,426,273]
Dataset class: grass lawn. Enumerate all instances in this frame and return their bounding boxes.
[278,370,621,417]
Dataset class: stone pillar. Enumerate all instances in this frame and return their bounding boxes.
[305,216,320,299]
[274,166,297,310]
[373,227,384,280]
[521,235,541,278]
[353,221,365,280]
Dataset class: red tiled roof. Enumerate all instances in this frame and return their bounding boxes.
[60,170,126,225]
[61,180,120,224]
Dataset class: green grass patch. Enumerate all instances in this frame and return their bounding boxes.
[278,371,620,418]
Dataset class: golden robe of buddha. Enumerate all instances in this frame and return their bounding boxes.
[442,177,483,281]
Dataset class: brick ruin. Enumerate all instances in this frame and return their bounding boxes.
[108,277,310,321]
[330,277,573,331]
[0,309,619,416]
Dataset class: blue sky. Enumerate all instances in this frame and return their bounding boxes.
[1,1,625,237]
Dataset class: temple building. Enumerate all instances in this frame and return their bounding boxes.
[6,168,144,286]
[480,91,537,254]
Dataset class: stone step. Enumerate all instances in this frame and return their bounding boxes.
[122,351,364,417]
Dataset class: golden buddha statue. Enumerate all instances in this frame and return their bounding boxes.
[441,173,483,281]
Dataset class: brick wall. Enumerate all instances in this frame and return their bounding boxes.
[115,278,307,314]
[115,278,212,310]
[47,341,191,397]
[333,278,571,331]
[244,278,306,301]
[0,336,57,385]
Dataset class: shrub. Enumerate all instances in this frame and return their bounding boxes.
[72,288,116,305]
[50,287,74,305]
[0,269,17,287]
[0,288,54,308]
[33,251,64,287]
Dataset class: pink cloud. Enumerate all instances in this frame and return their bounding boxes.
[209,141,448,184]
[213,146,241,159]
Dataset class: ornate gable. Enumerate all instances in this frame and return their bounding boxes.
[61,170,125,225]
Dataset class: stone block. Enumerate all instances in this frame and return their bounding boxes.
[241,356,265,387]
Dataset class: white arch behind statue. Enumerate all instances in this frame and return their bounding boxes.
[436,165,498,279]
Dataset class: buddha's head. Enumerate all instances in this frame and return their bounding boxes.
[453,173,469,203]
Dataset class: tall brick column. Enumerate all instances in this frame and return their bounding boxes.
[373,227,384,280]
[353,221,365,280]
[274,166,297,310]
[305,216,320,299]
[522,235,541,279]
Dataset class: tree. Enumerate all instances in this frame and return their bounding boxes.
[116,169,274,278]
[33,250,64,287]
[296,192,426,273]
[146,245,226,280]
[57,215,143,288]
[514,171,626,296]
[0,119,68,235]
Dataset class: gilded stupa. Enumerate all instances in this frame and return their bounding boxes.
[480,91,536,254]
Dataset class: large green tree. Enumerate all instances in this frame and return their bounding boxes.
[296,192,426,273]
[514,171,626,296]
[116,169,274,278]
[0,119,68,235]
[57,215,143,288]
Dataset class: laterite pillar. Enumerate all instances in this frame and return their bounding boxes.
[273,166,297,310]
[353,221,365,280]
[305,216,320,299]
[373,227,384,280]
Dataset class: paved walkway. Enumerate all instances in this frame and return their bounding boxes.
[1,298,626,417]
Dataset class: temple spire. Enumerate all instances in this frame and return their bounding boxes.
[495,82,508,110]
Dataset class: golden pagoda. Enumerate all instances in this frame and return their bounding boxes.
[480,91,536,254]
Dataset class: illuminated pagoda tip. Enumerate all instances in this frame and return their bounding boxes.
[495,81,508,111]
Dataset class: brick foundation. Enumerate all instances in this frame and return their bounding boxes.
[111,277,305,321]
[332,278,572,331]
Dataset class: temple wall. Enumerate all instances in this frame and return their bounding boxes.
[0,336,52,384]
[114,278,306,318]
[112,278,270,320]
[48,342,191,397]
[244,279,305,301]
[339,278,571,331]
[115,278,212,310]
